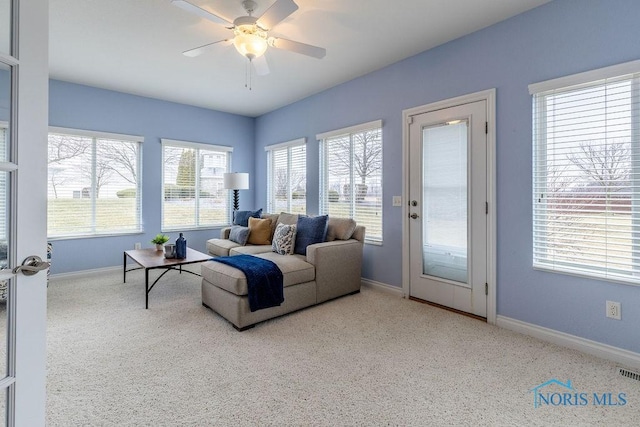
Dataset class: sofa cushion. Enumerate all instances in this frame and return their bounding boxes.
[272,223,297,255]
[229,225,250,245]
[201,254,314,296]
[294,215,328,255]
[248,217,272,245]
[255,253,315,287]
[206,238,241,257]
[326,217,357,241]
[233,208,262,227]
[230,245,273,255]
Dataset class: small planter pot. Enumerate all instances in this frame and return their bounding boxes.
[155,244,165,252]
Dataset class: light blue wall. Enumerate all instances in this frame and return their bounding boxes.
[49,80,255,274]
[255,0,640,353]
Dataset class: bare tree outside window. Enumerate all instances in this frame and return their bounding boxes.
[543,140,632,263]
[329,130,382,200]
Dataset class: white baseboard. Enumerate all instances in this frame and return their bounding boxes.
[49,265,121,281]
[497,315,640,370]
[361,278,404,297]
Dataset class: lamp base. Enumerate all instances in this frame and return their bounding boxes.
[233,189,240,211]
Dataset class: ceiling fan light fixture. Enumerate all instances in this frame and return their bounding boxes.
[233,24,268,59]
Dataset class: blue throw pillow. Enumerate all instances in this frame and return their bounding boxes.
[233,208,262,227]
[229,226,250,246]
[294,215,329,255]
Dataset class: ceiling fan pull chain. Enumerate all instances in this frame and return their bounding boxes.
[245,59,249,89]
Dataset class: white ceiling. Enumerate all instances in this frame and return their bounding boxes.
[49,0,550,117]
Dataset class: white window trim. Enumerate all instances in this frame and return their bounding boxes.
[265,137,306,214]
[318,120,383,244]
[316,120,383,141]
[264,137,305,152]
[47,128,144,239]
[531,59,640,286]
[529,59,640,95]
[161,138,233,153]
[49,126,143,143]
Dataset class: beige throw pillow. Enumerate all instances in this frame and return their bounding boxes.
[248,217,272,245]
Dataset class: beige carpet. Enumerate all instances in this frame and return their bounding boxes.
[46,267,640,426]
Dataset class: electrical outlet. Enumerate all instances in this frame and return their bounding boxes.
[134,242,141,250]
[606,300,621,320]
[392,196,402,207]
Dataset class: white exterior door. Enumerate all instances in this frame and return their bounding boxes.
[0,0,49,425]
[408,100,488,318]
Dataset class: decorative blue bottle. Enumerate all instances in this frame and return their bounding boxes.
[176,233,187,259]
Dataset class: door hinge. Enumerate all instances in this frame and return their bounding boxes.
[485,121,488,134]
[485,283,488,295]
[485,202,488,214]
[407,115,414,124]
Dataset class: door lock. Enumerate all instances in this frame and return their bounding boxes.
[411,200,418,207]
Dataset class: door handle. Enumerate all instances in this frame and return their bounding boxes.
[12,255,50,276]
[410,213,419,219]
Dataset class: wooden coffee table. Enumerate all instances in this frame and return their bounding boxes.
[123,247,211,309]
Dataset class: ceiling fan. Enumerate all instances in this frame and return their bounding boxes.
[172,0,326,77]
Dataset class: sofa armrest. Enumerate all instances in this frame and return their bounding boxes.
[220,227,231,239]
[306,239,363,303]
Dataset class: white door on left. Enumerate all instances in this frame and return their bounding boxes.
[0,0,49,425]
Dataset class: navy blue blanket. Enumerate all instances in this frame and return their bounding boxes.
[211,255,284,312]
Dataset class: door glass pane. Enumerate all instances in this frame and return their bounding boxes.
[422,121,468,283]
[0,0,9,55]
[0,170,9,379]
[0,62,9,162]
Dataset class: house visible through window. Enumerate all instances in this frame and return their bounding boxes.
[318,120,383,243]
[47,128,143,238]
[161,139,231,230]
[266,138,306,215]
[531,60,640,284]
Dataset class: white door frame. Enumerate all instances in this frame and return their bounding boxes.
[401,89,496,325]
[11,0,49,424]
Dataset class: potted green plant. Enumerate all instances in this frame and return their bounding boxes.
[151,234,170,251]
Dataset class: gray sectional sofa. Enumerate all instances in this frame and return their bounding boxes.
[201,212,365,330]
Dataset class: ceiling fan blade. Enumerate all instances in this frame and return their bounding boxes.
[252,55,270,76]
[171,0,232,26]
[256,0,298,30]
[182,39,231,57]
[269,37,326,59]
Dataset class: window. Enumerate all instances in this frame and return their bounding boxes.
[47,128,143,238]
[162,139,231,230]
[318,120,383,243]
[266,138,306,214]
[531,60,640,284]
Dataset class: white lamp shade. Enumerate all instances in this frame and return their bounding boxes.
[223,172,250,190]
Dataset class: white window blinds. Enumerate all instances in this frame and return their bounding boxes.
[530,60,640,284]
[162,139,232,230]
[47,128,143,238]
[266,138,306,214]
[318,120,383,243]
